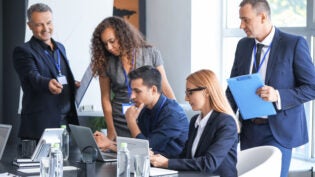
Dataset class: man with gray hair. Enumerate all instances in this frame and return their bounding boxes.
[13,3,79,141]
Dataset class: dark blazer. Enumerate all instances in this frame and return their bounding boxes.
[168,111,238,177]
[13,37,79,139]
[226,28,315,148]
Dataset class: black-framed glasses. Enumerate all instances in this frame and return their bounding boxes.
[185,87,206,97]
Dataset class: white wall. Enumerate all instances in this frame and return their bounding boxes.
[146,1,222,103]
[191,1,222,75]
[146,0,191,103]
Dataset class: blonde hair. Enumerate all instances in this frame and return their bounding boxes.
[186,69,240,132]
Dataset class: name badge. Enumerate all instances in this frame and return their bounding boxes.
[122,103,134,114]
[57,75,68,85]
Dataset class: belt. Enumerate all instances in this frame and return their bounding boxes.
[251,118,268,125]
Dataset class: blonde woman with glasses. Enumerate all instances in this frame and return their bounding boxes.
[150,69,239,177]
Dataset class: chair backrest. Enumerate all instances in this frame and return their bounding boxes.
[237,145,282,177]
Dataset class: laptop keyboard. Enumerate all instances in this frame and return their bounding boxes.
[101,152,117,159]
[33,143,51,161]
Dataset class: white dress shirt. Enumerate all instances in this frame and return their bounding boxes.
[191,110,213,157]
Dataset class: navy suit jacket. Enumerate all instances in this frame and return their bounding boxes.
[168,111,238,177]
[226,28,315,148]
[13,37,79,139]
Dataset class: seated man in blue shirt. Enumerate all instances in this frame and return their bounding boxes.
[94,65,189,158]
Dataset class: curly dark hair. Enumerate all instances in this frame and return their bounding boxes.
[90,16,150,76]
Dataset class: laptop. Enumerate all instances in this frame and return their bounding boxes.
[116,136,178,176]
[75,64,93,107]
[117,136,149,172]
[16,128,64,162]
[0,124,12,160]
[68,124,117,162]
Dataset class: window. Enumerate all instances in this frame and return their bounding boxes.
[223,0,314,160]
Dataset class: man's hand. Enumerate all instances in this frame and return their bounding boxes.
[48,79,63,94]
[125,103,144,124]
[256,85,279,102]
[125,103,144,137]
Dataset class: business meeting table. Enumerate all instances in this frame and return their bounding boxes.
[0,142,218,177]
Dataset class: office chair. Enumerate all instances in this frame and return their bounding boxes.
[237,145,282,177]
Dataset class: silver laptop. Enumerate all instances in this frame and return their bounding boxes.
[69,124,117,162]
[16,128,64,162]
[0,124,12,160]
[116,136,178,176]
[117,136,150,172]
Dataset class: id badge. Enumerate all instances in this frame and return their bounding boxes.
[122,103,134,114]
[57,75,68,85]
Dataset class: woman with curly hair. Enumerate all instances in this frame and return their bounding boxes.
[90,16,175,140]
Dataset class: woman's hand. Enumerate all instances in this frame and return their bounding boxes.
[150,154,169,168]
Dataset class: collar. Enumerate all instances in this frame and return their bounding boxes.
[194,110,213,129]
[255,26,275,47]
[32,36,58,51]
[144,93,166,113]
[150,93,166,109]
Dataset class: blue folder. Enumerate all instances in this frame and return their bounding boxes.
[227,74,276,119]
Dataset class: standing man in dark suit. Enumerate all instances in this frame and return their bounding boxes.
[226,1,315,177]
[13,3,79,141]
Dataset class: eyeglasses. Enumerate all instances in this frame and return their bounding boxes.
[185,87,206,97]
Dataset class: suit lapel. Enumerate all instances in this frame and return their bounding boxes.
[265,28,281,84]
[241,40,256,75]
[55,43,75,82]
[186,115,198,158]
[244,40,255,74]
[194,111,218,156]
[29,38,58,77]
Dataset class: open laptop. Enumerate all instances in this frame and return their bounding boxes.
[0,124,12,160]
[116,136,178,176]
[69,124,116,162]
[16,128,64,162]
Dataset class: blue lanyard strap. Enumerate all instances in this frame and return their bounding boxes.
[123,49,136,99]
[148,96,167,132]
[45,49,62,75]
[154,96,167,121]
[253,42,272,73]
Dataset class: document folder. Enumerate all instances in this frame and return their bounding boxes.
[227,74,276,119]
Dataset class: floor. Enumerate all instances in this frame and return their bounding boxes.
[289,158,314,177]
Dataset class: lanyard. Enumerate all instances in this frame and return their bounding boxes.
[155,96,167,121]
[122,49,136,99]
[45,49,62,76]
[252,42,272,73]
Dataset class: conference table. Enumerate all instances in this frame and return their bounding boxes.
[0,143,217,177]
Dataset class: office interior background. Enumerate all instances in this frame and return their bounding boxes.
[1,0,315,172]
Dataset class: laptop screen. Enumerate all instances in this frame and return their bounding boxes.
[0,124,12,160]
[31,128,64,161]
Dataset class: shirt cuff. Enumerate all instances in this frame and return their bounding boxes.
[275,90,281,110]
[135,133,146,139]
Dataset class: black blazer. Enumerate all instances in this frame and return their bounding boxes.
[168,111,238,177]
[13,37,79,139]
